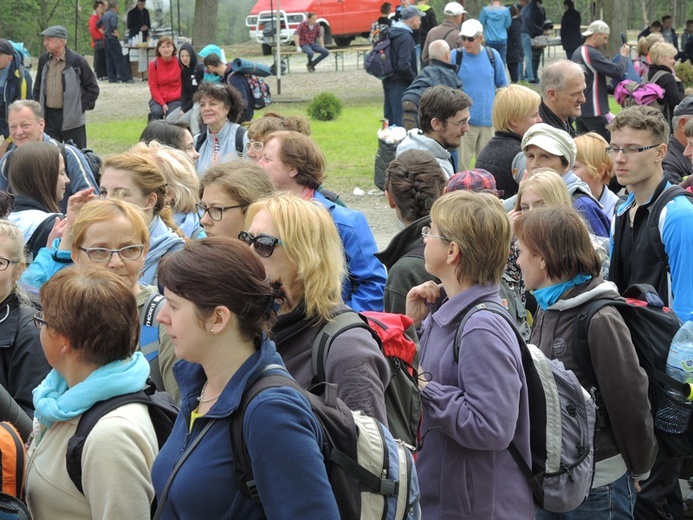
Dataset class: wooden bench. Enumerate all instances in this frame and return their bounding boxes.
[278,46,373,74]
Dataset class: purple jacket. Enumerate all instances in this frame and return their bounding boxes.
[416,284,536,519]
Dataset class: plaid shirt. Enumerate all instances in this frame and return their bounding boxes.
[295,20,322,47]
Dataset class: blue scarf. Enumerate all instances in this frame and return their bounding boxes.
[33,352,150,429]
[532,274,592,310]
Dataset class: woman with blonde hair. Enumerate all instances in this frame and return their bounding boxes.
[476,84,542,197]
[646,41,685,125]
[573,132,619,220]
[21,197,180,400]
[243,193,389,423]
[131,141,203,239]
[98,151,185,286]
[634,33,664,77]
[198,161,274,239]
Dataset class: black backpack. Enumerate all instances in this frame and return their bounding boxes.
[454,46,495,73]
[194,125,247,156]
[65,381,178,494]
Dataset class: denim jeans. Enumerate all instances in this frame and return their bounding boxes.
[536,473,636,520]
[382,79,408,127]
[104,36,132,83]
[486,41,507,66]
[521,32,535,81]
[301,43,329,67]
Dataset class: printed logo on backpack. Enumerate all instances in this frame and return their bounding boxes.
[455,301,596,513]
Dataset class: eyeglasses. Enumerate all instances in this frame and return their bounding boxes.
[421,226,450,242]
[244,141,263,153]
[33,312,47,330]
[0,257,19,271]
[446,118,470,128]
[605,144,661,156]
[238,231,283,258]
[78,245,145,263]
[196,202,244,221]
[462,36,477,42]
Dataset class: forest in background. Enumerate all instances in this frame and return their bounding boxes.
[1,0,692,58]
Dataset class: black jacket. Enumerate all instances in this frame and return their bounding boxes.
[539,99,577,137]
[402,59,461,105]
[646,64,684,123]
[1,51,32,139]
[663,136,692,184]
[560,7,582,55]
[506,17,523,63]
[178,43,204,113]
[475,131,522,198]
[127,6,151,39]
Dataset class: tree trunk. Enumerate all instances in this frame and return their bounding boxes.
[192,0,219,48]
[601,0,628,58]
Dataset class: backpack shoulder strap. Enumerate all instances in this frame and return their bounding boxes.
[66,390,151,494]
[311,310,375,385]
[649,70,668,85]
[194,131,207,152]
[235,125,247,155]
[454,48,463,73]
[0,422,25,498]
[140,293,165,361]
[571,298,617,388]
[485,46,496,68]
[647,185,693,264]
[453,300,521,362]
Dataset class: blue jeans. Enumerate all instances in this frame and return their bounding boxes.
[382,78,408,127]
[104,36,132,83]
[521,32,535,81]
[486,41,507,66]
[301,43,329,67]
[536,473,636,520]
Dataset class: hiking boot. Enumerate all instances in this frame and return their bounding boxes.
[307,62,315,72]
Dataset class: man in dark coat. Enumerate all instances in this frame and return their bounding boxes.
[663,96,693,183]
[0,39,32,156]
[127,0,151,39]
[560,0,581,59]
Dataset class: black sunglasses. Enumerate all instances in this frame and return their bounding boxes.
[238,231,283,258]
[462,36,477,42]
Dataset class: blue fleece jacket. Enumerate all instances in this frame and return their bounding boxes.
[479,5,511,43]
[141,215,185,286]
[151,339,339,520]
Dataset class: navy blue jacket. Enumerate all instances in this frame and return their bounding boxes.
[520,0,545,37]
[402,59,461,106]
[387,22,417,84]
[0,51,32,139]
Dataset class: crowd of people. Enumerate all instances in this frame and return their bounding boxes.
[3,2,693,519]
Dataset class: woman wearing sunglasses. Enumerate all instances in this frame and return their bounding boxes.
[151,237,339,519]
[26,265,159,519]
[21,198,180,401]
[197,161,274,239]
[242,193,389,424]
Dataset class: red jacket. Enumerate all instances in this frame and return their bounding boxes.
[148,57,182,105]
[89,13,103,48]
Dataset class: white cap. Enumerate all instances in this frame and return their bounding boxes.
[459,19,484,38]
[582,20,610,37]
[444,2,466,16]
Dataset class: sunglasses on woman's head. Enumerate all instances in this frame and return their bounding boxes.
[238,231,283,258]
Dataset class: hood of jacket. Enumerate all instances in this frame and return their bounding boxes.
[178,42,198,70]
[391,21,413,36]
[547,279,620,312]
[483,5,509,22]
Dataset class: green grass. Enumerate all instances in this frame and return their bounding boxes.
[88,118,148,154]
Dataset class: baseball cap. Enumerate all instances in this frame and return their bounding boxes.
[674,96,693,117]
[521,123,577,167]
[401,6,426,20]
[447,169,499,196]
[581,20,610,37]
[0,39,14,57]
[40,26,69,39]
[460,19,484,38]
[444,2,466,16]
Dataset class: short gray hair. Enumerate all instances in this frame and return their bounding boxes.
[8,100,43,121]
[541,60,585,97]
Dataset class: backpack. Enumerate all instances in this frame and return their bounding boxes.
[455,301,596,513]
[311,309,422,448]
[194,124,247,156]
[454,46,495,74]
[0,492,30,520]
[369,21,390,45]
[364,35,396,80]
[140,292,166,391]
[65,139,102,185]
[0,422,25,499]
[65,381,179,494]
[571,283,690,457]
[231,364,420,520]
[246,73,272,110]
[614,71,667,111]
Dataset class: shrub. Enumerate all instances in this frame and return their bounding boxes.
[675,62,693,89]
[307,92,343,121]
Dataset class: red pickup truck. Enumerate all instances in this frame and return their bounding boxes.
[246,0,382,55]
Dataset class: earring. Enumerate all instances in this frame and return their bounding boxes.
[210,328,215,334]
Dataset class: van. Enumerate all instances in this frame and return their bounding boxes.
[246,0,382,55]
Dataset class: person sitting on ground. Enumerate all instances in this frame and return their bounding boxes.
[7,142,68,261]
[401,39,462,131]
[573,132,619,220]
[257,131,387,312]
[147,36,182,122]
[139,120,200,165]
[193,82,248,174]
[150,237,340,519]
[376,149,446,313]
[26,265,160,519]
[197,161,274,240]
[646,42,685,126]
[244,193,389,423]
[476,83,542,197]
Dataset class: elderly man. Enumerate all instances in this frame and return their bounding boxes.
[421,2,465,64]
[538,60,586,137]
[0,39,32,156]
[33,25,99,149]
[453,18,508,169]
[0,100,98,212]
[572,20,630,141]
[401,40,462,130]
[397,85,472,179]
[663,96,693,183]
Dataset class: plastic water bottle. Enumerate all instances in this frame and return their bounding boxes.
[656,313,693,433]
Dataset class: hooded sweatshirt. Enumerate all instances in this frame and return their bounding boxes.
[479,4,512,43]
[178,42,204,113]
[396,129,455,179]
[530,278,657,486]
[140,215,185,286]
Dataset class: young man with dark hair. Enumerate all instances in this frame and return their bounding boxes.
[293,12,329,72]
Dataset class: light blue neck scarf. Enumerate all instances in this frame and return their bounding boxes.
[533,274,592,310]
[33,352,150,429]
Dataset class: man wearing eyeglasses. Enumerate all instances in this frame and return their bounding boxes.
[452,18,508,170]
[607,108,693,520]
